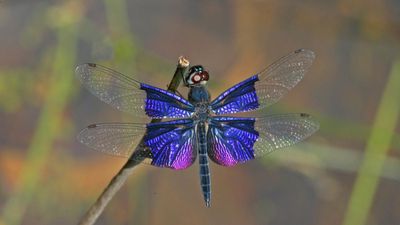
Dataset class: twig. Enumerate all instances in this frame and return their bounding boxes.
[78,56,190,225]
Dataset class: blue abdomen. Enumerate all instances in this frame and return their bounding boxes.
[197,121,211,207]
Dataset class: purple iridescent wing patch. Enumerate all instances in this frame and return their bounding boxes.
[207,117,259,166]
[207,113,319,166]
[145,119,197,170]
[210,49,315,115]
[207,114,319,167]
[140,84,195,118]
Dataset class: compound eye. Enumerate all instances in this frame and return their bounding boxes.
[191,74,202,83]
[202,71,209,81]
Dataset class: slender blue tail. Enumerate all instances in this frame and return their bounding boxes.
[197,122,211,207]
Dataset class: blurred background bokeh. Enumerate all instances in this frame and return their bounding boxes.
[0,0,400,225]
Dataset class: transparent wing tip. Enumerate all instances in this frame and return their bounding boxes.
[295,49,316,61]
[76,125,94,145]
[75,63,96,80]
[75,63,96,70]
[299,113,320,134]
[76,124,105,145]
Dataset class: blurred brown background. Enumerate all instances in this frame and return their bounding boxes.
[0,0,400,225]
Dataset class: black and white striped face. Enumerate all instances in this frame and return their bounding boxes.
[184,65,209,86]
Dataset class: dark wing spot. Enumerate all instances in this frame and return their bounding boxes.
[300,113,310,118]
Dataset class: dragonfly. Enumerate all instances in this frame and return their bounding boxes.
[75,49,319,207]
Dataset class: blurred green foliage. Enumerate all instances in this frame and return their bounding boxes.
[1,3,80,224]
[343,60,400,225]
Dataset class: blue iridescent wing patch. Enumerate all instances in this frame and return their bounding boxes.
[207,114,319,167]
[210,49,315,115]
[75,63,194,118]
[210,76,260,114]
[145,119,197,170]
[140,84,195,118]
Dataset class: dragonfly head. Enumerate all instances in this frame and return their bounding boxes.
[184,65,209,86]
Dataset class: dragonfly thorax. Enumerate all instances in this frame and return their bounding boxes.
[188,85,211,122]
[188,85,211,103]
[193,103,211,122]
